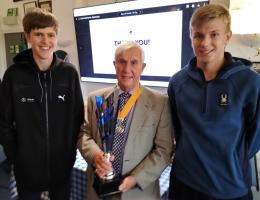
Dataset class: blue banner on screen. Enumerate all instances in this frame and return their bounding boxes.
[73,0,209,87]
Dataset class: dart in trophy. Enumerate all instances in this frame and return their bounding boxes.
[93,94,122,197]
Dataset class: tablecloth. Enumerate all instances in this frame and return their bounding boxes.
[9,150,171,200]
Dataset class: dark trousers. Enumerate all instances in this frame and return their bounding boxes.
[168,177,253,200]
[16,181,70,200]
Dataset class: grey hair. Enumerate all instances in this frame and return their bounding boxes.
[114,41,145,63]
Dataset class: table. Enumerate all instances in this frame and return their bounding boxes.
[8,150,171,200]
[159,165,171,198]
[8,150,88,200]
[72,150,171,200]
[70,150,87,200]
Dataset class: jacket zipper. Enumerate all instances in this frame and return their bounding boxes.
[44,73,51,183]
[202,83,208,113]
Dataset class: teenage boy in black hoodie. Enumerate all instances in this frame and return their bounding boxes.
[0,9,84,200]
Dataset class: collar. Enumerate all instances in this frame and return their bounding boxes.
[116,84,140,96]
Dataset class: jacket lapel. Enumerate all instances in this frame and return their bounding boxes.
[103,86,116,100]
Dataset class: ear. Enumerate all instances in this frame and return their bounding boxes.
[142,63,146,71]
[24,33,31,43]
[113,61,118,74]
[225,30,232,45]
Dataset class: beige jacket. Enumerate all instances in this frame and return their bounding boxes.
[77,85,173,200]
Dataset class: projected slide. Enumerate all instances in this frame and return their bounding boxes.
[89,11,183,77]
[73,0,209,86]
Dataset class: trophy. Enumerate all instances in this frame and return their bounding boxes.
[93,94,122,197]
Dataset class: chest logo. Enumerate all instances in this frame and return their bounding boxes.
[219,93,228,106]
[20,97,35,103]
[58,94,65,102]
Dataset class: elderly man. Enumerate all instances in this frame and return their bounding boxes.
[78,41,173,200]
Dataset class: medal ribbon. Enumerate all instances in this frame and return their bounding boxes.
[117,86,141,120]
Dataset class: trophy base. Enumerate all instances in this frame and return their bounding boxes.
[93,175,122,198]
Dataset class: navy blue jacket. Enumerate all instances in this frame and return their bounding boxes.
[0,49,84,190]
[168,52,260,198]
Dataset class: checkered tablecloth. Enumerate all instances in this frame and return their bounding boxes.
[8,150,88,200]
[159,165,171,198]
[73,150,88,171]
[9,151,171,200]
[72,151,171,199]
[70,150,88,200]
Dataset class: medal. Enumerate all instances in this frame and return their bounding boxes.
[115,119,125,134]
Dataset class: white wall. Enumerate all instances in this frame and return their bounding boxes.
[0,0,259,98]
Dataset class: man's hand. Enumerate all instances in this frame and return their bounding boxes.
[93,151,113,179]
[119,176,137,192]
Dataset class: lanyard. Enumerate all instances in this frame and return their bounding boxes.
[117,86,141,120]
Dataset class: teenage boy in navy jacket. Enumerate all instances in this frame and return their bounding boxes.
[168,4,260,200]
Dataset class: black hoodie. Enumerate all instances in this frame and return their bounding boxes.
[0,49,84,190]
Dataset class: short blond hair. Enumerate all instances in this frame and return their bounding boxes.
[190,4,231,34]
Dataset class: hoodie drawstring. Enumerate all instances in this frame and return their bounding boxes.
[37,72,43,103]
[49,70,53,102]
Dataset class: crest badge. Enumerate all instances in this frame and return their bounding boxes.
[219,93,228,106]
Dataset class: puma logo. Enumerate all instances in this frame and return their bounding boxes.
[58,94,65,101]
